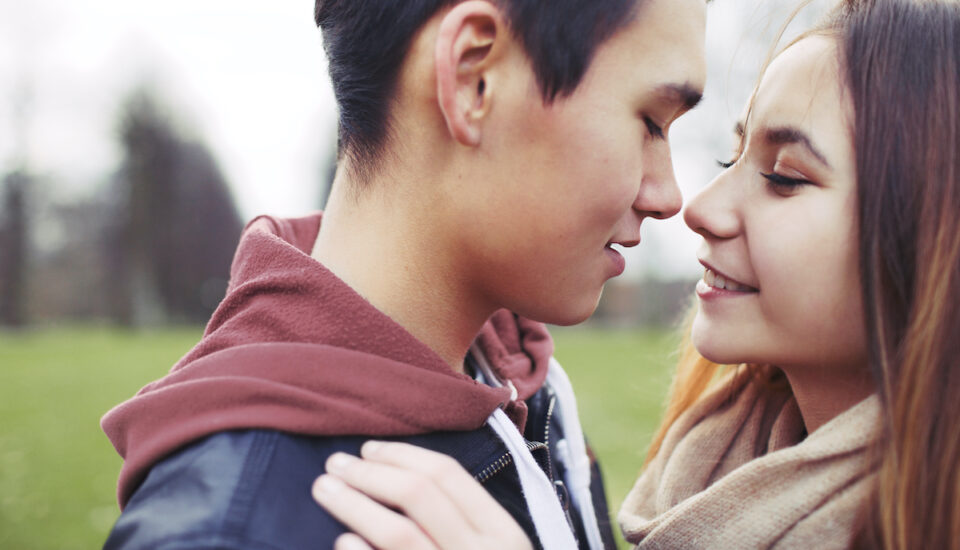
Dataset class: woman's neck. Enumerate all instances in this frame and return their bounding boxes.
[779,365,874,433]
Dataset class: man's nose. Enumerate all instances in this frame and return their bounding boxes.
[634,146,682,220]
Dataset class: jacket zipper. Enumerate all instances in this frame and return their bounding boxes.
[476,440,548,484]
[542,395,557,483]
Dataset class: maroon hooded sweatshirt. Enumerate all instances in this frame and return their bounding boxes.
[102,213,553,508]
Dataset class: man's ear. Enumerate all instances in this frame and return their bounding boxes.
[435,1,505,147]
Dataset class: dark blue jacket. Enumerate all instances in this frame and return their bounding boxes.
[103,383,618,550]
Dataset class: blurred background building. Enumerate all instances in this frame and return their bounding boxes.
[0,0,834,329]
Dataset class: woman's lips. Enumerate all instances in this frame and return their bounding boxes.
[702,267,757,292]
[696,266,758,300]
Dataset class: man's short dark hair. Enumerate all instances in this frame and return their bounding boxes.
[315,0,638,178]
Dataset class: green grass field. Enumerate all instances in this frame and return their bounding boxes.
[0,326,679,549]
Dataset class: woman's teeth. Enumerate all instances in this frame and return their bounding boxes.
[704,268,754,292]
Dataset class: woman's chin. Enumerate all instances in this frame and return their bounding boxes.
[691,320,742,365]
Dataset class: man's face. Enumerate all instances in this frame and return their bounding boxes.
[451,0,707,325]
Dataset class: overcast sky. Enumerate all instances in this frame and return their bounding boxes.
[0,0,833,279]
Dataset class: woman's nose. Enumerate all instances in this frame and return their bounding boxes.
[683,168,741,240]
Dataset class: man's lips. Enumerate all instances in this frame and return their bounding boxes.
[607,237,641,249]
[603,236,640,278]
[604,245,626,276]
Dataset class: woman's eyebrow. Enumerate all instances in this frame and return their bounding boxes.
[763,126,831,168]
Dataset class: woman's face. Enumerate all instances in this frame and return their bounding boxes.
[684,35,867,372]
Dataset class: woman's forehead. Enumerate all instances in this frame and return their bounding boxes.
[746,36,848,136]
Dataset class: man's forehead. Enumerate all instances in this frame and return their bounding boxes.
[613,0,707,73]
[631,0,708,34]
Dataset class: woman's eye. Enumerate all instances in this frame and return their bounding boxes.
[644,117,665,140]
[760,171,812,192]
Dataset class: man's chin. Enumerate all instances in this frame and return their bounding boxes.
[526,295,602,327]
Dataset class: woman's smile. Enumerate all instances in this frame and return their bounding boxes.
[697,264,758,294]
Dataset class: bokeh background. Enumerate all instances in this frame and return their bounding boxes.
[0,1,833,548]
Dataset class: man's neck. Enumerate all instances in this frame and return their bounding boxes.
[311,171,490,373]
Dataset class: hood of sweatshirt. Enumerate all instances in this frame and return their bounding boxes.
[102,213,553,508]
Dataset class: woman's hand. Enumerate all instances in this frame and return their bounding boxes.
[312,441,534,550]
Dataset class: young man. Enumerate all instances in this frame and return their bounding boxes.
[102,0,706,548]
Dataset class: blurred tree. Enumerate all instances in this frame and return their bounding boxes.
[0,60,36,329]
[0,169,31,328]
[25,190,127,323]
[110,88,242,326]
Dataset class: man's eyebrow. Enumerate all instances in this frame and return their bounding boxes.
[654,83,704,111]
[734,121,745,137]
[764,126,831,168]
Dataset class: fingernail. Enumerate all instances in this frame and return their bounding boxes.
[312,474,345,497]
[325,452,357,474]
[336,534,372,550]
[361,441,382,457]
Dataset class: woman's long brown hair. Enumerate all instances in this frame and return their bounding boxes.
[845,1,960,547]
[646,1,960,547]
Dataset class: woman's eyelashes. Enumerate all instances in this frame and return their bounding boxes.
[716,159,736,169]
[760,171,813,192]
[715,153,814,193]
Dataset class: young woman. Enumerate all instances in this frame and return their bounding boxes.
[311,0,960,548]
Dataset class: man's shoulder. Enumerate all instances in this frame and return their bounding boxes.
[103,429,348,549]
[104,427,511,549]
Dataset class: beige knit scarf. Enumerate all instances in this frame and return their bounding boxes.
[619,368,880,550]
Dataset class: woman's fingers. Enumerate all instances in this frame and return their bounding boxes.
[359,441,522,528]
[315,443,533,550]
[321,452,486,549]
[333,533,375,550]
[312,474,437,550]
